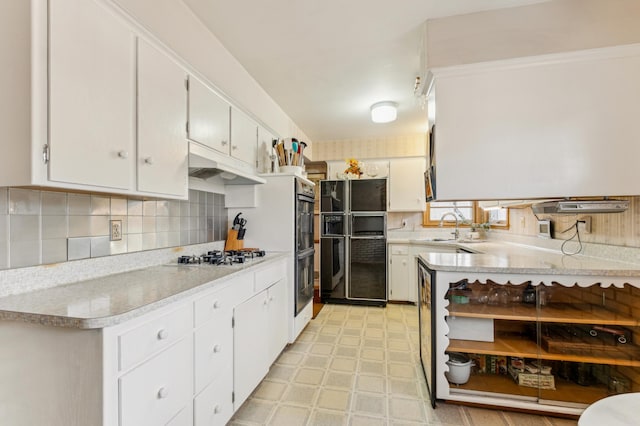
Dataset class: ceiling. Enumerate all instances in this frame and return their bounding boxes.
[183,0,549,142]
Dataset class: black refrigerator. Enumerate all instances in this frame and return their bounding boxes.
[320,178,387,306]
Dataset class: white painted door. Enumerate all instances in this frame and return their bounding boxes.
[389,245,411,302]
[137,39,188,198]
[230,107,258,166]
[187,76,230,154]
[48,0,135,190]
[390,254,411,301]
[267,279,289,365]
[233,290,269,408]
[257,125,277,173]
[389,157,427,212]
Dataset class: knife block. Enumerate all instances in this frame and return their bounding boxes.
[224,229,244,251]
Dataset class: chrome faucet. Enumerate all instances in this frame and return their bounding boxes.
[439,212,459,240]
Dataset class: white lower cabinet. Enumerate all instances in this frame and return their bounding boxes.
[234,288,270,408]
[234,277,288,409]
[389,245,413,302]
[267,278,289,364]
[194,366,234,426]
[0,258,289,426]
[119,337,193,426]
[194,310,234,393]
[388,243,459,303]
[118,303,192,371]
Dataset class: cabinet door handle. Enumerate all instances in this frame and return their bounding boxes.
[232,145,238,150]
[144,157,153,165]
[118,150,128,159]
[263,299,268,306]
[212,300,220,309]
[213,344,222,353]
[213,405,221,414]
[221,140,228,146]
[269,296,274,302]
[157,329,169,340]
[157,387,168,399]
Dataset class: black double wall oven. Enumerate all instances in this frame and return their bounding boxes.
[295,178,315,316]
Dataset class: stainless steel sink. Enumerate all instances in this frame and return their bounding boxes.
[410,237,455,243]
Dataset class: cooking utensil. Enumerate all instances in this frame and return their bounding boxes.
[276,141,286,166]
[232,212,243,230]
[236,216,247,239]
[298,141,306,166]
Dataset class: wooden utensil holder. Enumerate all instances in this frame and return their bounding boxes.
[225,229,244,251]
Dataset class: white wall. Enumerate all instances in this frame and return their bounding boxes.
[110,0,312,148]
[426,0,640,68]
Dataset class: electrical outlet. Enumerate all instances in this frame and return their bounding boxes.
[578,216,592,234]
[110,220,122,241]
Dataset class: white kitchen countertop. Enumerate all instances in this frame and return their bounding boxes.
[0,253,288,329]
[415,240,640,277]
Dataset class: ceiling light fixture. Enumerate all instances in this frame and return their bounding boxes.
[370,101,398,123]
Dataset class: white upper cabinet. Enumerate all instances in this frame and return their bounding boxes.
[430,44,640,200]
[388,157,426,212]
[187,76,231,154]
[257,126,277,173]
[1,0,267,196]
[230,107,258,166]
[48,0,135,190]
[0,0,190,198]
[137,39,188,198]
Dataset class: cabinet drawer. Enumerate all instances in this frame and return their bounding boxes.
[167,404,193,426]
[120,337,193,426]
[194,278,252,327]
[194,314,233,392]
[390,245,409,255]
[194,367,233,426]
[119,304,192,371]
[254,261,285,293]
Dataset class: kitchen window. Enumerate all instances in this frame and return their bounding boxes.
[423,201,509,228]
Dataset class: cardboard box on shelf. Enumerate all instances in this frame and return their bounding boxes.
[508,365,556,390]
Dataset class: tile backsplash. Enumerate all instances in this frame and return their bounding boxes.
[0,188,228,270]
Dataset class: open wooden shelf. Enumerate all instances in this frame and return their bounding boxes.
[451,373,608,406]
[448,302,639,326]
[448,335,640,367]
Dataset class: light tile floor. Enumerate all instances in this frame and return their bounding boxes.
[230,304,578,426]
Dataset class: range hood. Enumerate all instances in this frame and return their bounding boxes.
[532,199,629,214]
[188,142,266,185]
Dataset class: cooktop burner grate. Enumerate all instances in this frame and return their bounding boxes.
[177,249,266,266]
